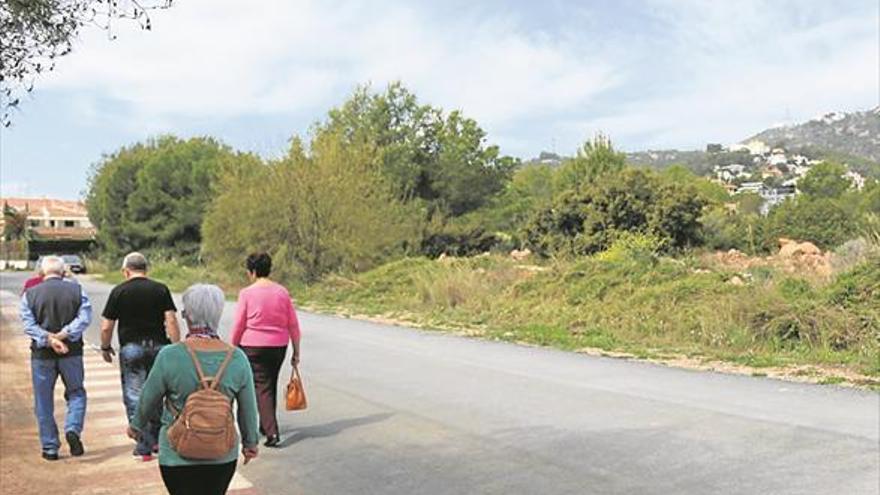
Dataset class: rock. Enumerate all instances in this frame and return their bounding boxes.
[728,275,745,286]
[510,249,532,261]
[778,240,821,258]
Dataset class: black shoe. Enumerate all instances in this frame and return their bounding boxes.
[42,451,59,461]
[65,431,84,457]
[264,435,281,447]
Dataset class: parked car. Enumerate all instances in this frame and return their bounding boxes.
[62,254,87,274]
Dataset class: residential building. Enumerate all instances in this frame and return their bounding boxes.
[744,139,770,155]
[1,197,95,240]
[714,164,747,182]
[844,171,866,190]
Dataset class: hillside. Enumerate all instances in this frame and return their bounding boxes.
[621,107,880,178]
[747,107,880,163]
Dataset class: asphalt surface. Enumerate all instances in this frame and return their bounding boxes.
[2,271,879,494]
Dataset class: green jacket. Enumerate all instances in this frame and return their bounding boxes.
[133,342,259,466]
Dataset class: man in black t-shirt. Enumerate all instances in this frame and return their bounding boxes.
[100,252,180,460]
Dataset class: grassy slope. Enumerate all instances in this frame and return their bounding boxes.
[300,254,880,380]
[91,254,879,383]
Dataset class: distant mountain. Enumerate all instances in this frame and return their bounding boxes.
[745,107,880,163]
[624,107,880,178]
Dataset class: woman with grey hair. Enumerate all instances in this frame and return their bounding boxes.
[129,284,259,495]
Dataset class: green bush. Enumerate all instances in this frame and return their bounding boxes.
[524,168,706,257]
[86,136,258,261]
[596,232,666,263]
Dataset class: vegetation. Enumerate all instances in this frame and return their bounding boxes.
[2,203,29,240]
[203,130,420,282]
[85,83,880,381]
[300,251,880,377]
[86,136,259,262]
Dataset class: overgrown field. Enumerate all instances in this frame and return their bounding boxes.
[299,253,880,379]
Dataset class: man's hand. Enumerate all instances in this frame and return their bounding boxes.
[127,426,141,441]
[49,336,69,355]
[242,446,258,465]
[101,347,115,363]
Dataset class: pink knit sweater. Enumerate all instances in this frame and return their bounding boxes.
[230,282,301,348]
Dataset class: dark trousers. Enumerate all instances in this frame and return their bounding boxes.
[160,461,237,495]
[241,346,287,438]
[120,340,164,455]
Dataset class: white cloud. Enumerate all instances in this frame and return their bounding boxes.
[561,0,879,152]
[29,0,880,156]
[41,0,617,138]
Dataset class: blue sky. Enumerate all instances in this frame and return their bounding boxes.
[1,0,877,200]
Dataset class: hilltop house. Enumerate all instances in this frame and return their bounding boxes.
[714,164,748,182]
[734,183,796,215]
[844,171,866,190]
[743,139,770,155]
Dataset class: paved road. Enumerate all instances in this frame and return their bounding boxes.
[3,271,879,494]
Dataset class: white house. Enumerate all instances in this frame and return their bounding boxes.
[844,171,866,190]
[714,164,748,182]
[744,140,770,155]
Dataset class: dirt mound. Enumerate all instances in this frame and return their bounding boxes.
[707,239,833,278]
[776,238,832,277]
[778,238,821,258]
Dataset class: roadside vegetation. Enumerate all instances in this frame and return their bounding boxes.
[86,83,880,383]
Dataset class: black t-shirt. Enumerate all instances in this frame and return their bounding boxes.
[102,277,176,346]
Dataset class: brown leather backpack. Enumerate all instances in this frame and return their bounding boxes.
[166,342,237,460]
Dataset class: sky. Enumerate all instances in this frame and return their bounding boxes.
[1,0,878,200]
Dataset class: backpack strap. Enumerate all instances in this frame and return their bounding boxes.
[209,348,236,391]
[183,340,235,390]
[183,341,211,389]
[164,342,234,418]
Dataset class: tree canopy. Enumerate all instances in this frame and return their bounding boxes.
[318,83,517,219]
[86,135,255,261]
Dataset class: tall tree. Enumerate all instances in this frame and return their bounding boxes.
[86,135,255,260]
[203,130,420,282]
[319,83,517,219]
[798,161,851,199]
[555,135,626,193]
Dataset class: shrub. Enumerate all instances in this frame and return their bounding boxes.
[524,168,706,257]
[596,232,666,263]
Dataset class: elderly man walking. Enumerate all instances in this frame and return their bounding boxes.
[20,255,92,460]
[100,252,180,461]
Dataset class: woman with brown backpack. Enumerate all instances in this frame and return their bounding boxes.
[128,284,259,495]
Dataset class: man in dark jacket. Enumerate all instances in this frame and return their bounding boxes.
[20,255,92,460]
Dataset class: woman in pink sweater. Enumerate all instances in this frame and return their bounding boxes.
[230,253,301,447]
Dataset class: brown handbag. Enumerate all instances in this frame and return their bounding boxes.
[285,365,308,411]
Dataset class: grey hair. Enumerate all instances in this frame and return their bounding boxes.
[122,252,148,272]
[41,256,66,276]
[182,284,225,332]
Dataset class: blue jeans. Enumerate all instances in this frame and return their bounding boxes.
[31,355,87,453]
[120,341,163,455]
